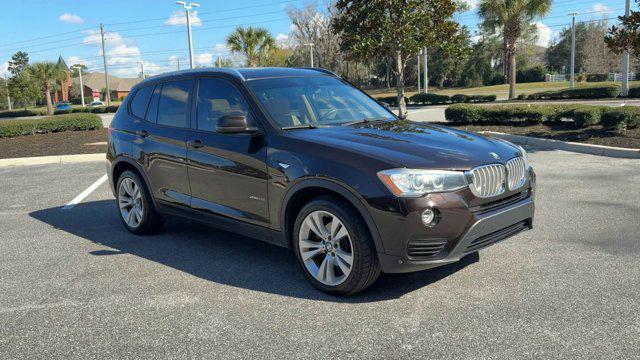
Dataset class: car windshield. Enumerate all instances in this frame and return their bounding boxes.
[246,76,395,128]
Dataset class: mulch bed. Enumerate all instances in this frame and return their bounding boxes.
[437,122,640,149]
[0,129,108,159]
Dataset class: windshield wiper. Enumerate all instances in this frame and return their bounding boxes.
[281,124,318,130]
[341,118,392,126]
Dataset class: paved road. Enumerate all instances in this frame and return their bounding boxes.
[405,99,640,123]
[1,149,639,359]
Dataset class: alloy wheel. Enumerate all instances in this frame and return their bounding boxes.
[118,177,143,228]
[298,210,354,286]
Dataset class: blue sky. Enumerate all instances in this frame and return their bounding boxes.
[0,0,632,78]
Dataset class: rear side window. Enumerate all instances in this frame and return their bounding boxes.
[157,79,194,128]
[197,78,253,132]
[129,85,154,119]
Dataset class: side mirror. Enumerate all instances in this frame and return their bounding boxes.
[216,113,260,134]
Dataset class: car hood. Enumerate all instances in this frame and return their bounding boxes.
[289,120,522,170]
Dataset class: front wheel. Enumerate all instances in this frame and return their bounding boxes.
[293,196,381,295]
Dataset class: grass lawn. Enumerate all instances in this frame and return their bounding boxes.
[365,81,640,100]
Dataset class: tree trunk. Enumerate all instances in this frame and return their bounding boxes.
[508,49,516,100]
[386,59,391,89]
[45,83,53,115]
[395,50,406,118]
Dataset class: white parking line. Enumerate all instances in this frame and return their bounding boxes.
[62,174,108,210]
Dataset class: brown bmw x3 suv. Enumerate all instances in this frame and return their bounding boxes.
[107,67,535,295]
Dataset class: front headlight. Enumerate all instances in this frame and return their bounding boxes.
[517,145,531,170]
[377,169,468,197]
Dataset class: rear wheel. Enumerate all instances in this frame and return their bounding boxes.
[293,196,381,295]
[116,170,162,234]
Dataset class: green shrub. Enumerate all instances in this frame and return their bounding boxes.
[527,85,620,100]
[105,105,120,113]
[517,94,527,100]
[445,104,485,124]
[71,107,91,113]
[516,65,547,83]
[0,109,47,118]
[90,106,107,113]
[53,109,73,115]
[376,96,409,107]
[410,93,450,105]
[626,86,640,98]
[450,94,469,103]
[0,113,103,138]
[601,107,640,131]
[486,72,505,86]
[573,107,604,127]
[586,74,609,82]
[468,94,496,103]
[445,103,608,126]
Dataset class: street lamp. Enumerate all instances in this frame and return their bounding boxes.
[175,1,200,69]
[304,43,314,67]
[72,65,86,107]
[139,61,145,79]
[568,12,579,89]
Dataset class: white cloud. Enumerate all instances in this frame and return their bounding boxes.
[592,3,612,15]
[534,22,553,47]
[212,43,230,53]
[165,10,202,26]
[0,62,9,78]
[195,53,213,66]
[67,56,91,67]
[276,33,289,42]
[83,29,124,47]
[461,0,479,10]
[59,13,84,24]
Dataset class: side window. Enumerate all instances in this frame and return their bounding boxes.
[129,85,154,119]
[157,79,194,128]
[197,78,253,132]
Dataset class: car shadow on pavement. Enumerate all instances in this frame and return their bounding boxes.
[30,200,479,303]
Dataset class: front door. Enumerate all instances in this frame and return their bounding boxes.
[186,77,269,225]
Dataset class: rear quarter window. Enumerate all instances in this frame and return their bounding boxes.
[129,85,154,119]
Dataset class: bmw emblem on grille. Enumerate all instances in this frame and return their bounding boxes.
[489,152,500,160]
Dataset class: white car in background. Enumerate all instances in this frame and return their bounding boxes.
[90,101,105,107]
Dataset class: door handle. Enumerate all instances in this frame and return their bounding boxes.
[187,139,204,149]
[136,130,149,138]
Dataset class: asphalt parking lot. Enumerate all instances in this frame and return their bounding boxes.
[1,148,639,359]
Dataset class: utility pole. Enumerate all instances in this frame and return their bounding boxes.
[175,1,199,69]
[304,43,314,67]
[423,0,428,94]
[100,23,111,105]
[417,53,421,94]
[139,61,145,79]
[72,66,86,107]
[4,76,11,111]
[622,0,631,96]
[569,12,579,89]
[177,58,181,70]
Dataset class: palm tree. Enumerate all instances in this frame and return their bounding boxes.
[30,61,67,115]
[226,26,276,67]
[479,0,551,99]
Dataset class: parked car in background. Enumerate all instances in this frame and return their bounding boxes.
[55,101,72,110]
[90,100,105,107]
[106,68,536,295]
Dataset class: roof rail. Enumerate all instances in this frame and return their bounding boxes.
[297,67,338,77]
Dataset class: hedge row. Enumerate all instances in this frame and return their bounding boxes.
[444,104,640,130]
[0,113,103,138]
[524,85,621,100]
[376,93,496,106]
[53,104,120,115]
[0,109,47,118]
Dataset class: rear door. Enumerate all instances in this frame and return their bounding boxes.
[186,77,269,225]
[131,79,195,207]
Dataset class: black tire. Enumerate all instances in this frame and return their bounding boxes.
[293,195,381,295]
[115,170,163,234]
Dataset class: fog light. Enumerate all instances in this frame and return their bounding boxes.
[421,208,437,227]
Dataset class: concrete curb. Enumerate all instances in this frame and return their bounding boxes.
[0,153,105,167]
[480,131,640,159]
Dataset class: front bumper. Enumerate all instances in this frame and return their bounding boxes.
[377,194,534,273]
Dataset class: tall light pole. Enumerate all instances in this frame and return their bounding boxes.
[175,1,199,69]
[100,23,111,105]
[422,0,428,94]
[417,52,421,94]
[622,0,631,96]
[72,66,86,107]
[139,61,145,79]
[304,43,314,67]
[569,12,579,89]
